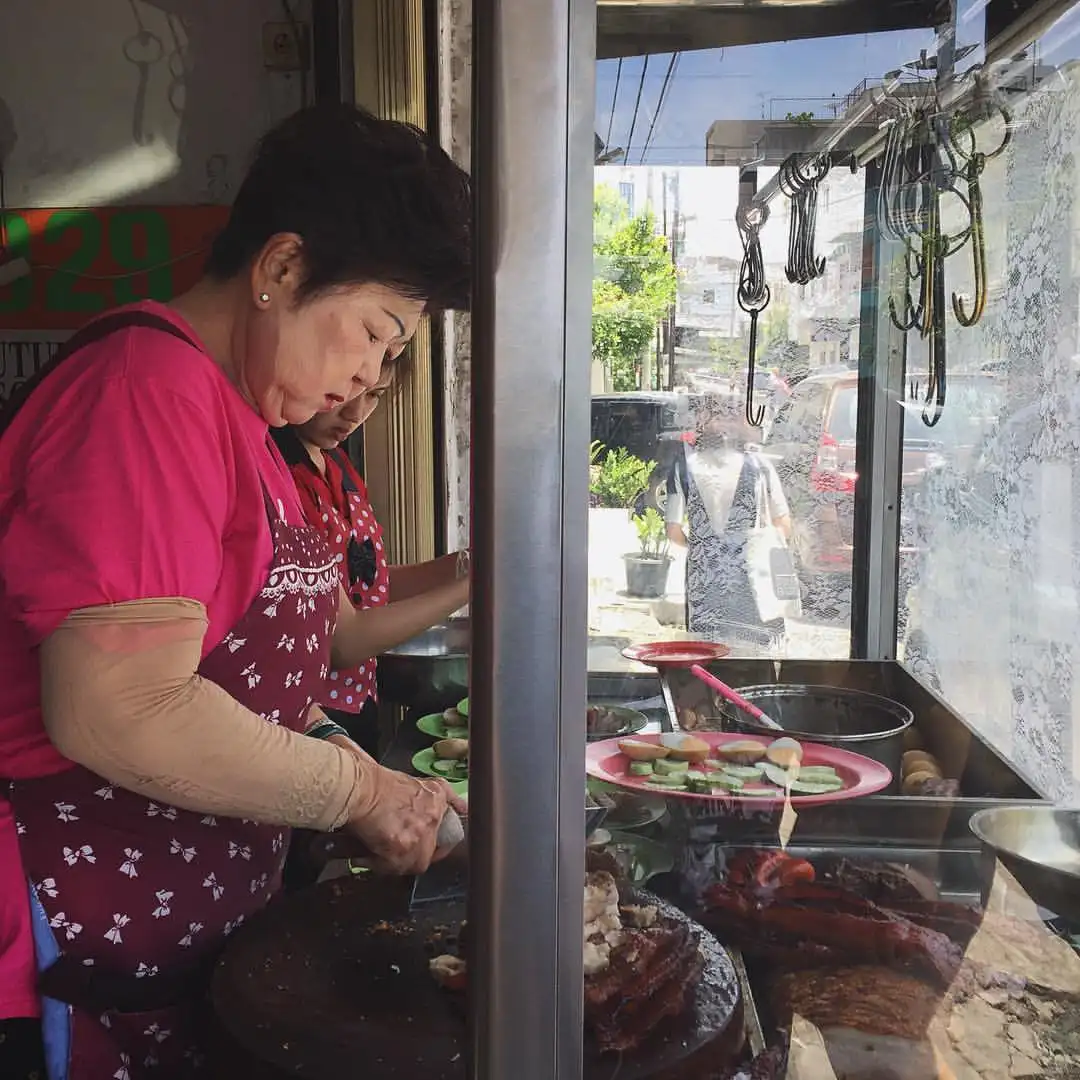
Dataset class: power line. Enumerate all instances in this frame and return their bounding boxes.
[639,52,681,164]
[624,54,650,162]
[604,57,623,152]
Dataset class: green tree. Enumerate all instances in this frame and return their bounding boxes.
[593,184,630,247]
[708,335,745,374]
[759,296,791,349]
[592,185,677,392]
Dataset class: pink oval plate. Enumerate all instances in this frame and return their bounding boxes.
[586,732,892,807]
[621,640,732,667]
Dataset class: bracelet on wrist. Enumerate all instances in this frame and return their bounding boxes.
[306,719,350,741]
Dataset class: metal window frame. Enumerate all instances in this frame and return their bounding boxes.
[468,2,594,1079]
[851,161,907,660]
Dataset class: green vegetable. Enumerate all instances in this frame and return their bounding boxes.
[629,761,654,777]
[797,766,841,781]
[445,726,470,740]
[720,764,764,779]
[685,777,716,795]
[789,777,844,794]
[739,785,783,797]
[644,774,687,789]
[706,771,744,790]
[654,759,689,776]
[431,760,459,777]
[761,762,796,789]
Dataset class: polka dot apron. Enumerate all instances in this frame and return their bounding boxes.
[3,313,341,1079]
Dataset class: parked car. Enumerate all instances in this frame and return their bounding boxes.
[760,370,1004,604]
[590,391,695,510]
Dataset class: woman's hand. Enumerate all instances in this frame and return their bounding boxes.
[343,761,464,874]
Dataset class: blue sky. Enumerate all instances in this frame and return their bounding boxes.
[595,28,945,166]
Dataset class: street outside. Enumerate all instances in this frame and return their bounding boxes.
[586,508,850,670]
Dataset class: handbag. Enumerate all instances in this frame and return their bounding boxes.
[745,457,802,622]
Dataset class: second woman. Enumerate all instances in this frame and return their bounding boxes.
[272,377,469,752]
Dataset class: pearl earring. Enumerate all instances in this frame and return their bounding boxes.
[258,292,271,304]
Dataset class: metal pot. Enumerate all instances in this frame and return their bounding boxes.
[377,618,469,712]
[720,684,913,789]
[970,806,1080,922]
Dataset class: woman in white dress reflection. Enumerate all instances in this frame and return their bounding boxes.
[665,395,793,650]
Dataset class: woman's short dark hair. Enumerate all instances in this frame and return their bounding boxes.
[206,104,471,312]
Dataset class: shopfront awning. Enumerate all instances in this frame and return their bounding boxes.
[596,0,948,60]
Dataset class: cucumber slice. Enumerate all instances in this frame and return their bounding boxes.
[739,785,783,797]
[654,759,690,776]
[761,762,797,789]
[789,777,845,794]
[706,771,744,790]
[797,766,841,781]
[720,764,764,779]
[645,774,687,789]
[431,760,458,776]
[628,762,654,777]
[685,777,716,795]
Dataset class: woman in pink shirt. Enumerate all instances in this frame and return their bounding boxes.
[0,103,469,1079]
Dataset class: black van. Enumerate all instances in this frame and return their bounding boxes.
[590,391,694,510]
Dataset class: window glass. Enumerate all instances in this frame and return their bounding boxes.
[898,7,1080,800]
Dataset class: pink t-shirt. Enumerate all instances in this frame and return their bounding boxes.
[0,302,305,1017]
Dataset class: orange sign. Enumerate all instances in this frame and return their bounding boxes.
[0,205,230,331]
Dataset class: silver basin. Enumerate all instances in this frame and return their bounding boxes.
[378,619,469,711]
[970,805,1080,922]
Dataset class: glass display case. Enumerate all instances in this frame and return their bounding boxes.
[210,2,1080,1079]
[463,0,1080,1077]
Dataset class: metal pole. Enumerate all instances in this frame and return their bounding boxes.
[667,172,680,390]
[751,73,903,209]
[469,0,592,1078]
[850,161,907,660]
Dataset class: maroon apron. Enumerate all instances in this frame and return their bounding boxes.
[4,313,341,1078]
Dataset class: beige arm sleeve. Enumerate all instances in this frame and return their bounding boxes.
[40,598,367,831]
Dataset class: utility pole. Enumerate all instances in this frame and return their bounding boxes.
[666,171,680,390]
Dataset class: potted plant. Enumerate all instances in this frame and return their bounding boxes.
[590,447,654,509]
[624,507,672,598]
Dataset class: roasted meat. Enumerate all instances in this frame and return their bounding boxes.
[883,897,983,947]
[771,965,943,1041]
[586,920,704,1053]
[815,856,939,904]
[699,881,963,986]
[726,850,815,890]
[431,871,707,1057]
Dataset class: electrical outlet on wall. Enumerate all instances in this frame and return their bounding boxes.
[263,21,310,72]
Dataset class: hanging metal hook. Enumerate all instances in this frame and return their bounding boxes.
[950,153,987,326]
[736,202,771,428]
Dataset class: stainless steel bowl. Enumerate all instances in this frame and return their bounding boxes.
[970,806,1080,922]
[377,618,469,711]
[585,705,649,743]
[586,791,614,838]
